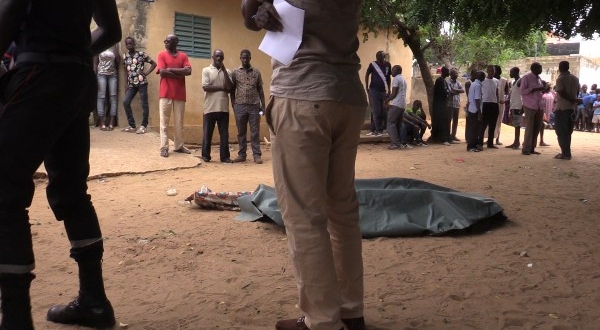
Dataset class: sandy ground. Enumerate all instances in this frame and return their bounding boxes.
[25,121,600,330]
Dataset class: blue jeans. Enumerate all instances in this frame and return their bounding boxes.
[0,63,103,273]
[123,84,149,128]
[97,74,117,117]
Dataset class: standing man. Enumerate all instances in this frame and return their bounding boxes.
[479,65,500,149]
[384,65,407,149]
[231,49,265,164]
[432,66,451,145]
[553,61,580,160]
[242,1,367,330]
[519,62,545,156]
[365,50,391,136]
[505,67,523,150]
[122,36,157,134]
[156,34,192,158]
[492,65,508,145]
[466,71,484,152]
[447,68,465,142]
[201,49,233,163]
[0,0,121,329]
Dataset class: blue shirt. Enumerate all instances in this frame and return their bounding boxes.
[582,94,597,108]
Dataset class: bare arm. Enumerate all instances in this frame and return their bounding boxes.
[385,86,398,105]
[144,59,157,76]
[241,0,282,32]
[258,83,266,111]
[90,0,122,56]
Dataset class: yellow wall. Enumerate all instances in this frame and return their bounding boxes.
[118,1,412,143]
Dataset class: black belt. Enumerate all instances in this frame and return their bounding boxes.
[15,52,90,67]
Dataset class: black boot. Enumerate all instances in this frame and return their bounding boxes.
[46,242,115,328]
[46,294,115,328]
[0,273,36,330]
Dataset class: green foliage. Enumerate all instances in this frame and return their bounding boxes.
[451,30,547,71]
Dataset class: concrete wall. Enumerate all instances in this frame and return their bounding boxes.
[505,55,594,87]
[114,2,412,144]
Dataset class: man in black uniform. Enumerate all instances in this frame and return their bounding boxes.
[0,0,121,329]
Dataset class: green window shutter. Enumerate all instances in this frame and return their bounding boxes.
[174,12,211,59]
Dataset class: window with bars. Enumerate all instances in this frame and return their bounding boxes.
[174,12,211,59]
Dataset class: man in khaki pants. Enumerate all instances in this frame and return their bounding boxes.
[242,1,367,330]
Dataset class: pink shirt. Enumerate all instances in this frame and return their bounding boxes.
[519,72,543,110]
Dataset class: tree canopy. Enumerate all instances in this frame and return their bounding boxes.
[360,0,598,142]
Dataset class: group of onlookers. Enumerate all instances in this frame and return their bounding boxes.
[466,61,581,160]
[90,36,266,164]
[364,56,584,160]
[577,84,600,133]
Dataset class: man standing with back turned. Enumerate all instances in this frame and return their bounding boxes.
[0,0,121,329]
[242,1,367,330]
[553,61,580,160]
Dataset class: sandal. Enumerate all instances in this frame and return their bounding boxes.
[123,126,136,133]
[554,154,571,160]
[107,125,114,131]
[100,125,108,131]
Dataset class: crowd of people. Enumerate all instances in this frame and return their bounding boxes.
[0,0,593,329]
[1,0,368,330]
[85,35,266,164]
[365,56,587,160]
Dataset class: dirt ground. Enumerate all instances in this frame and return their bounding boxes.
[26,122,600,330]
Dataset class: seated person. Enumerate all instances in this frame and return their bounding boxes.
[405,100,430,144]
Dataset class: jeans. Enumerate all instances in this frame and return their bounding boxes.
[0,63,103,274]
[233,103,261,159]
[368,88,387,133]
[97,74,117,117]
[123,84,149,128]
[202,112,231,161]
[554,109,574,157]
[269,97,364,330]
[386,106,404,145]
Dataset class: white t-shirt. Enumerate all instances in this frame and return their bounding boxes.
[390,74,407,108]
[510,78,523,110]
[481,77,499,103]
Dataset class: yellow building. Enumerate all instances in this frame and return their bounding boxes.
[116,0,412,143]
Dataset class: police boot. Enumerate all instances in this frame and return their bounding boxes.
[46,241,115,328]
[0,273,36,330]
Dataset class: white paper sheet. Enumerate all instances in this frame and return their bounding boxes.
[258,0,304,66]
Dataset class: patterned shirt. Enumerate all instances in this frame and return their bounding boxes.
[232,66,263,105]
[123,51,153,87]
[447,79,462,108]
